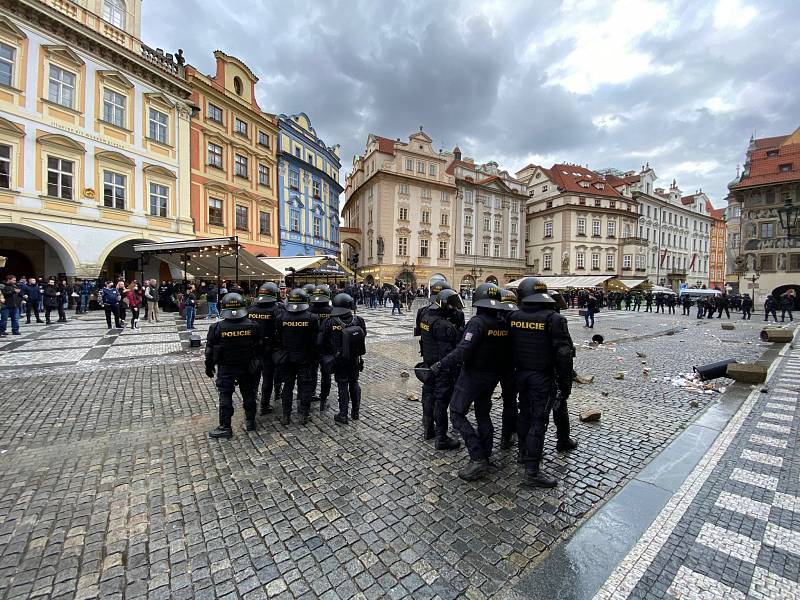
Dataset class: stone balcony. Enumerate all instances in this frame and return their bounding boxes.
[621,236,649,246]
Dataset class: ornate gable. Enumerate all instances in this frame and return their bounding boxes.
[97,70,134,89]
[42,45,84,67]
[0,16,26,41]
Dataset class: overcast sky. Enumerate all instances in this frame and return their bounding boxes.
[143,0,800,207]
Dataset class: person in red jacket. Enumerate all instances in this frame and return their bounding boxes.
[122,282,142,331]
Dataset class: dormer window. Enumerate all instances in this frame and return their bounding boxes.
[579,181,590,188]
[595,182,605,190]
[779,163,792,172]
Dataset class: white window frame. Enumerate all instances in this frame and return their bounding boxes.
[259,211,271,235]
[417,161,425,174]
[591,253,600,270]
[441,213,449,226]
[0,42,15,88]
[258,164,270,186]
[207,142,223,168]
[234,118,248,137]
[606,253,615,270]
[0,144,10,189]
[398,237,408,256]
[592,219,601,236]
[419,238,429,257]
[103,170,126,210]
[103,0,126,29]
[48,65,76,109]
[543,253,552,270]
[313,215,322,238]
[208,103,223,123]
[234,154,248,178]
[483,243,490,257]
[399,207,408,221]
[405,158,413,172]
[464,214,472,227]
[494,243,500,258]
[577,218,586,235]
[208,197,223,226]
[607,220,616,237]
[544,221,553,238]
[511,246,517,259]
[429,164,437,176]
[289,169,299,189]
[439,240,448,259]
[464,240,472,255]
[399,183,409,195]
[623,254,632,269]
[258,131,270,147]
[103,88,127,128]
[149,182,168,217]
[148,108,168,144]
[576,253,585,269]
[47,156,74,200]
[421,210,430,224]
[290,209,300,232]
[235,205,249,231]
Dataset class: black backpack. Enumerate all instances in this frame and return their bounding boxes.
[336,317,366,360]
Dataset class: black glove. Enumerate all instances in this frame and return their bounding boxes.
[205,365,215,378]
[430,361,442,376]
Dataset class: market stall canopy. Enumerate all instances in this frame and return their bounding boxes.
[619,279,648,290]
[259,255,353,280]
[506,275,615,290]
[651,284,678,295]
[133,237,281,280]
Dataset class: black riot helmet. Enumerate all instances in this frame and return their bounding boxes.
[472,283,513,311]
[255,282,279,306]
[516,277,556,306]
[499,288,518,311]
[302,283,317,295]
[434,288,464,312]
[285,288,310,313]
[550,290,568,311]
[220,292,249,320]
[331,293,355,317]
[311,284,332,305]
[430,280,451,296]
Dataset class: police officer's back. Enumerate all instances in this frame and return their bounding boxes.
[322,293,367,425]
[508,278,574,487]
[275,288,319,425]
[206,293,260,438]
[310,285,334,411]
[248,282,283,414]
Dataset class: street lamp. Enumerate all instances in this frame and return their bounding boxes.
[777,197,800,238]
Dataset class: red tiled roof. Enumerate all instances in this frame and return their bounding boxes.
[446,159,474,176]
[731,142,800,189]
[705,199,725,220]
[374,135,397,155]
[604,174,628,188]
[681,195,697,205]
[622,174,641,184]
[752,135,788,150]
[546,164,623,198]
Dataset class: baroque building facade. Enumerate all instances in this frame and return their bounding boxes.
[277,113,341,256]
[706,199,726,290]
[186,51,279,257]
[0,0,195,281]
[443,147,526,291]
[727,127,800,304]
[340,130,457,288]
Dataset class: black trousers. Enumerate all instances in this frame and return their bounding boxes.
[742,308,751,320]
[717,307,730,318]
[683,305,691,315]
[500,371,517,440]
[26,302,41,323]
[216,368,257,427]
[104,304,121,328]
[450,370,499,461]
[765,309,778,322]
[258,352,281,406]
[552,392,571,441]
[334,359,361,417]
[781,308,794,322]
[313,361,332,401]
[281,361,315,416]
[421,367,455,440]
[516,371,557,473]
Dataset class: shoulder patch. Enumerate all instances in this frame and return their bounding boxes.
[464,332,473,341]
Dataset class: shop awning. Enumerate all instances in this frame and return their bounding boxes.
[133,237,281,281]
[651,284,678,295]
[619,279,648,289]
[259,255,353,280]
[506,275,615,290]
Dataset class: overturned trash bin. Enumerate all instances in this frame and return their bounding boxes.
[693,358,737,381]
[760,329,794,343]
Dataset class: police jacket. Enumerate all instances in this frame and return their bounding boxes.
[741,297,753,310]
[311,304,333,347]
[275,310,319,364]
[439,311,510,375]
[419,307,460,365]
[508,305,574,393]
[321,313,367,360]
[248,303,282,350]
[205,317,259,374]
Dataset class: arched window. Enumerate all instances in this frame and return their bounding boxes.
[233,77,243,95]
[103,0,126,29]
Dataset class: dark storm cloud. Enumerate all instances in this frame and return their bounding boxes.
[142,0,800,204]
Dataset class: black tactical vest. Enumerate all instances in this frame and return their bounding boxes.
[508,308,555,372]
[278,310,316,362]
[420,311,451,364]
[217,319,257,367]
[468,313,510,372]
[248,304,279,346]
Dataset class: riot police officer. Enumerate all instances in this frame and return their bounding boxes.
[206,293,261,438]
[310,285,333,412]
[508,278,574,487]
[550,290,578,453]
[321,293,367,424]
[275,288,319,426]
[248,282,283,414]
[437,283,516,480]
[420,289,463,450]
[414,280,452,336]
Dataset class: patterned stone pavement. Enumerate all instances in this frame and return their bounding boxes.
[594,336,800,600]
[0,307,790,599]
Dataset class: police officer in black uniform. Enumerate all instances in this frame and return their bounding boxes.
[414,280,452,337]
[310,284,333,412]
[248,282,283,415]
[321,293,367,425]
[509,278,574,487]
[437,283,516,480]
[420,289,463,450]
[550,290,578,453]
[206,293,261,438]
[275,288,319,426]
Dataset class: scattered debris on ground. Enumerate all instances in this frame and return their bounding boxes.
[579,409,602,422]
[667,371,727,394]
[613,371,626,380]
[574,373,594,384]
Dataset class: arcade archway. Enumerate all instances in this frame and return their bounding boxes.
[0,224,76,280]
[99,238,167,283]
[396,269,417,289]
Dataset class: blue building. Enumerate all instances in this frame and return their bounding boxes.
[277,113,342,256]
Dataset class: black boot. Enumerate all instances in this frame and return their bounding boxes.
[458,459,489,481]
[245,416,257,431]
[351,388,361,420]
[500,434,515,450]
[435,436,461,451]
[209,425,233,439]
[319,398,327,413]
[522,469,557,488]
[300,413,310,425]
[280,414,291,426]
[556,437,578,452]
[334,413,349,425]
[260,401,273,415]
[424,423,436,440]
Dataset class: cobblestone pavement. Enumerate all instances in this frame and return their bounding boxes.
[0,308,791,599]
[595,336,800,600]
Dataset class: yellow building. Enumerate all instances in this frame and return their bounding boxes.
[186,51,279,257]
[0,0,195,281]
